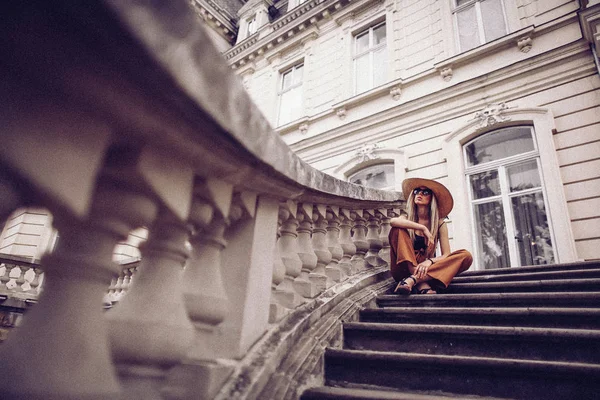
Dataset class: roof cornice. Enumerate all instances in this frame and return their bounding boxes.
[224,0,351,67]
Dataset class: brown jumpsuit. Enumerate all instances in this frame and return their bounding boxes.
[388,227,473,289]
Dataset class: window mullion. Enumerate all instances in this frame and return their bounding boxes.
[499,165,520,267]
[475,1,486,45]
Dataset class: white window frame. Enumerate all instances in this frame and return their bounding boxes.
[247,15,257,36]
[353,21,387,95]
[452,0,509,52]
[277,63,304,126]
[463,127,556,268]
[442,107,578,270]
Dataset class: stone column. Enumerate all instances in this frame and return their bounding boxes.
[350,210,369,273]
[338,208,356,276]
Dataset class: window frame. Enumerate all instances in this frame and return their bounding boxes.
[247,15,257,36]
[276,62,304,126]
[464,127,556,268]
[353,21,387,95]
[452,0,509,53]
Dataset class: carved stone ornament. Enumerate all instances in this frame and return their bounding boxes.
[440,67,453,82]
[299,123,309,134]
[389,85,401,101]
[473,103,510,128]
[355,143,381,163]
[517,36,533,53]
[336,107,347,119]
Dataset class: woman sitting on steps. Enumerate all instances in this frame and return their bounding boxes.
[389,178,473,294]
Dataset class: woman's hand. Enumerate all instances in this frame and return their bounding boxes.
[421,226,434,246]
[414,260,432,279]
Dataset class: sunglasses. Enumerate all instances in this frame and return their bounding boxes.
[413,188,432,196]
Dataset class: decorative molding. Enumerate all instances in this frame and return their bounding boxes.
[389,85,401,100]
[355,143,381,163]
[440,66,453,81]
[517,36,533,53]
[336,107,347,119]
[299,122,309,134]
[472,103,511,128]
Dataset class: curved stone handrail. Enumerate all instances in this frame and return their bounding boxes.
[0,1,403,399]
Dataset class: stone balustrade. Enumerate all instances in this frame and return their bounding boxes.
[0,1,402,399]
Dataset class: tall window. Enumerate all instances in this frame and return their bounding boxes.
[247,15,257,36]
[348,163,395,190]
[354,22,387,94]
[277,63,304,126]
[465,126,555,269]
[453,0,507,52]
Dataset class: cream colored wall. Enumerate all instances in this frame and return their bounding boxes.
[0,208,55,261]
[232,0,599,264]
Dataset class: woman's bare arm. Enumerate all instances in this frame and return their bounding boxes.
[390,216,433,244]
[431,222,451,262]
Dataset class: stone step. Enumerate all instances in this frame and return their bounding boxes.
[457,261,600,277]
[300,386,508,400]
[444,278,600,294]
[342,322,600,363]
[376,292,600,308]
[359,307,600,329]
[452,268,600,283]
[324,349,600,400]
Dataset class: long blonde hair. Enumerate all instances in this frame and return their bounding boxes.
[405,189,440,258]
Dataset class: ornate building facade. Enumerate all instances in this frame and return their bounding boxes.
[215,0,600,269]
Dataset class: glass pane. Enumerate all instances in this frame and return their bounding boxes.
[355,54,370,94]
[293,64,304,85]
[457,6,480,52]
[474,200,510,269]
[481,0,506,42]
[373,24,386,45]
[278,90,293,125]
[372,46,387,87]
[507,160,541,192]
[289,86,303,121]
[469,170,500,199]
[356,31,370,54]
[281,70,293,91]
[465,127,535,166]
[456,0,473,5]
[349,163,395,189]
[511,192,554,266]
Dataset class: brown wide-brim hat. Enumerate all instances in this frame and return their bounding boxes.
[402,178,454,218]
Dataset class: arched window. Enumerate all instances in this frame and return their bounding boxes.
[348,162,395,190]
[464,126,555,269]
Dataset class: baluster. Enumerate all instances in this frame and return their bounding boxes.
[20,266,34,292]
[104,277,118,306]
[338,209,356,276]
[0,177,158,399]
[270,207,291,322]
[365,209,385,267]
[312,205,334,287]
[107,208,194,398]
[0,264,13,293]
[378,208,394,265]
[277,201,306,308]
[296,203,325,297]
[29,268,43,296]
[326,206,346,283]
[6,265,21,291]
[350,210,369,273]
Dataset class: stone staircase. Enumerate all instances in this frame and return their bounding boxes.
[301,262,600,400]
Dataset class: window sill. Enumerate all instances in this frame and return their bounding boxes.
[435,25,535,73]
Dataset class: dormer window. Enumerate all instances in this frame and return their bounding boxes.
[247,15,257,36]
